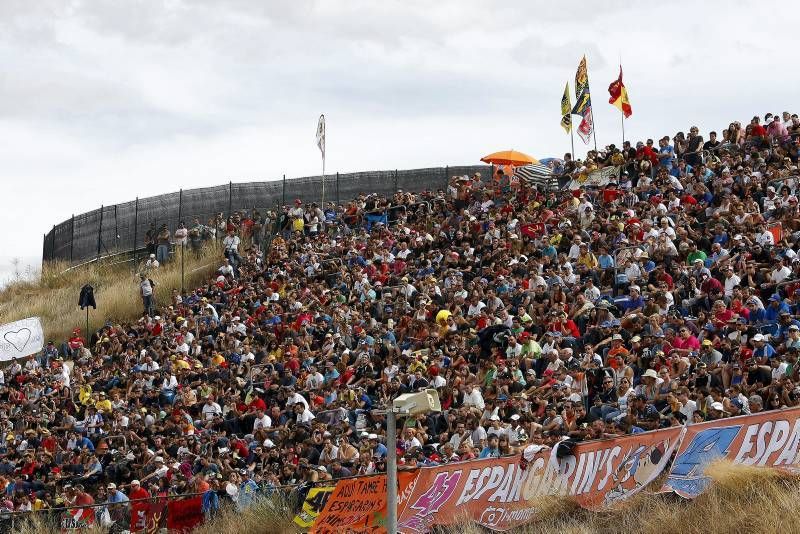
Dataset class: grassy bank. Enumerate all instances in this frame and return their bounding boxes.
[0,245,220,342]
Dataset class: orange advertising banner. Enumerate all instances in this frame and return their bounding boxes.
[397,427,682,532]
[662,406,800,498]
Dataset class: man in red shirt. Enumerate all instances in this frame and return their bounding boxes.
[749,116,768,147]
[127,479,150,502]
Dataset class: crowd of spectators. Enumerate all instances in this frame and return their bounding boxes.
[2,111,800,520]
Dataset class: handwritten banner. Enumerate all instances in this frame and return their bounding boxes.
[311,475,389,533]
[0,317,44,361]
[662,406,800,498]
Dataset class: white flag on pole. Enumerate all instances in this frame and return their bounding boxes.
[316,114,325,159]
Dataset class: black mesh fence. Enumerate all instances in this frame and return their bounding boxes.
[42,165,492,266]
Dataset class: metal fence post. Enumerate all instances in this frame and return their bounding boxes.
[97,205,104,261]
[132,197,139,270]
[336,172,340,206]
[282,174,286,207]
[69,214,75,264]
[178,188,183,224]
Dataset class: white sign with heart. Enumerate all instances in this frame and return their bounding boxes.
[0,317,44,361]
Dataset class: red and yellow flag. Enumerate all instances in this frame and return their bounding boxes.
[608,65,632,118]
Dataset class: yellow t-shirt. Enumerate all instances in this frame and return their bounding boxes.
[95,399,113,413]
[78,386,93,406]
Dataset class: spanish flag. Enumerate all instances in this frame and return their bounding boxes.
[608,65,632,118]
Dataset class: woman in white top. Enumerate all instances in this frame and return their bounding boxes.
[603,377,635,423]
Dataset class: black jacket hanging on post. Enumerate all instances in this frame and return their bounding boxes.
[79,284,97,309]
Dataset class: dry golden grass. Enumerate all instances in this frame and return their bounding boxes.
[0,245,220,342]
[193,494,298,534]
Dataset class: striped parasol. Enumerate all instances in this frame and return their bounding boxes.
[514,163,558,190]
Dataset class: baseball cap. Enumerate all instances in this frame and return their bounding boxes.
[710,402,728,413]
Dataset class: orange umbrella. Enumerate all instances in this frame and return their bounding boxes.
[480,149,539,166]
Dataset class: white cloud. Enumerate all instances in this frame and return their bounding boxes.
[0,0,798,272]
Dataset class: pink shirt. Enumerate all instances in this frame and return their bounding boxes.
[767,121,789,142]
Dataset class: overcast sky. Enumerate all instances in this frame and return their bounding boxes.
[1,0,798,281]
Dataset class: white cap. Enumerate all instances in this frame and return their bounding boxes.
[131,480,140,486]
[489,414,500,421]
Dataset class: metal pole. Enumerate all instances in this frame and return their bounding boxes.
[282,174,286,207]
[85,307,89,342]
[97,206,104,261]
[570,123,576,159]
[132,197,139,270]
[114,205,118,250]
[178,188,183,224]
[621,110,626,145]
[386,410,398,534]
[336,172,340,206]
[69,215,75,263]
[181,243,185,294]
[321,155,326,208]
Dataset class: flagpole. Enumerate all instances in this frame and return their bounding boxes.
[319,115,326,208]
[570,124,575,159]
[621,109,625,145]
[321,155,325,208]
